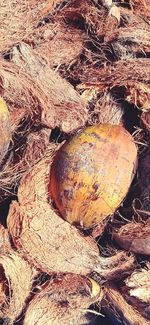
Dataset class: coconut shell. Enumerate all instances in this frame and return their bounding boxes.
[23,274,102,325]
[7,200,135,280]
[50,124,137,228]
[112,222,150,255]
[0,251,37,322]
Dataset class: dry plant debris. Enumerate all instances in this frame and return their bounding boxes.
[0,0,150,324]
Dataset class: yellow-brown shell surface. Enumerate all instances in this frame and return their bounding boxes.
[50,124,137,228]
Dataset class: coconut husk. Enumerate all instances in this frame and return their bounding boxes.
[0,251,37,323]
[121,264,150,320]
[130,0,150,18]
[80,90,124,125]
[11,42,88,133]
[33,22,86,68]
[112,222,150,255]
[0,129,51,201]
[7,200,135,280]
[0,225,11,255]
[0,0,53,53]
[78,59,150,110]
[18,143,59,205]
[23,273,102,325]
[138,150,150,212]
[102,282,150,325]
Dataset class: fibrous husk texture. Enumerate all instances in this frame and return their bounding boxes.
[122,264,150,320]
[0,251,37,323]
[23,273,101,325]
[102,283,150,325]
[7,199,135,279]
[0,0,150,324]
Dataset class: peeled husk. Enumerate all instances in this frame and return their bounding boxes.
[23,274,102,325]
[0,251,37,323]
[112,222,150,255]
[7,200,135,280]
[121,264,150,320]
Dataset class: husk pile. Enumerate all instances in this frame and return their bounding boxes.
[0,0,150,324]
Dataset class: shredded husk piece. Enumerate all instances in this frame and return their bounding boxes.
[77,59,150,110]
[24,273,102,325]
[0,251,37,323]
[0,225,11,254]
[112,222,150,255]
[33,22,86,68]
[7,200,135,280]
[102,282,150,325]
[122,264,150,320]
[11,42,88,132]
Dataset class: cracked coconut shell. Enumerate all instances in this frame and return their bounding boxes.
[49,124,137,228]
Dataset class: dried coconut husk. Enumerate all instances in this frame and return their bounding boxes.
[55,0,120,37]
[32,22,86,68]
[0,251,37,323]
[23,273,102,325]
[121,264,150,320]
[138,150,150,212]
[80,90,124,125]
[102,282,150,325]
[11,42,88,133]
[109,10,150,59]
[18,143,59,205]
[0,129,50,201]
[0,0,53,53]
[7,200,135,280]
[78,59,150,110]
[0,97,11,164]
[0,225,11,255]
[112,222,150,255]
[130,0,150,18]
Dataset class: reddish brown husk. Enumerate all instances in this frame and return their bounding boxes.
[7,200,135,280]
